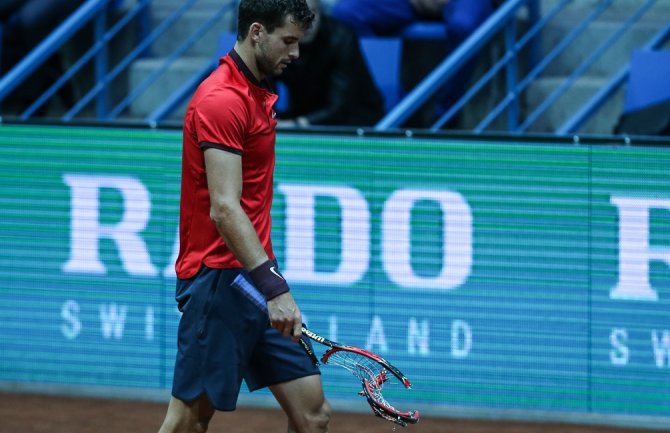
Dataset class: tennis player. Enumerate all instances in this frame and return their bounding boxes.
[156,1,331,432]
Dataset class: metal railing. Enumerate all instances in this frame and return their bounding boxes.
[375,0,670,135]
[145,2,237,125]
[1,0,669,134]
[0,0,235,123]
[0,0,110,117]
[376,0,535,131]
[558,18,670,135]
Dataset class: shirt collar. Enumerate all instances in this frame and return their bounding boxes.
[229,49,273,92]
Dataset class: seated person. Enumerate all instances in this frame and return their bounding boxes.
[275,0,385,128]
[330,0,494,128]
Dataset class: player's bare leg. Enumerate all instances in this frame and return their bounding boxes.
[158,394,215,433]
[270,374,331,433]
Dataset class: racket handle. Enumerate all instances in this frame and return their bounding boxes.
[299,336,319,366]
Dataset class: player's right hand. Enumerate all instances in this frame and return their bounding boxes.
[267,291,302,342]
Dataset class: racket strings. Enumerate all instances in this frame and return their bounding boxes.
[324,351,388,388]
[366,381,396,410]
[362,378,418,427]
[320,348,419,427]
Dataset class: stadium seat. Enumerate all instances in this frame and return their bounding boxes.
[623,49,670,114]
[217,31,237,57]
[615,49,670,135]
[359,37,403,113]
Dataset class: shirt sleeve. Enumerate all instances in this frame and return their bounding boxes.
[193,90,248,154]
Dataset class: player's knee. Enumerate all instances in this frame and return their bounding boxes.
[193,409,214,432]
[306,399,331,433]
[192,420,210,433]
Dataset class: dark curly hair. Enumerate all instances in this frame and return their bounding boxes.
[237,0,315,40]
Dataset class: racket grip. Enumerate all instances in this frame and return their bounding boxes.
[299,336,319,366]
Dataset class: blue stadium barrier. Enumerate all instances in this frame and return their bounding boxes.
[359,37,404,113]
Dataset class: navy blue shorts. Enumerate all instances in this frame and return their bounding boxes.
[171,265,320,411]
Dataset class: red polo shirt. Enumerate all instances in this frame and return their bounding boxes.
[175,50,279,279]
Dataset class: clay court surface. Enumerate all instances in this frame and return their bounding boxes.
[0,392,656,433]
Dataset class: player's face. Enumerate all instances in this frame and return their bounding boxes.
[256,16,305,77]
